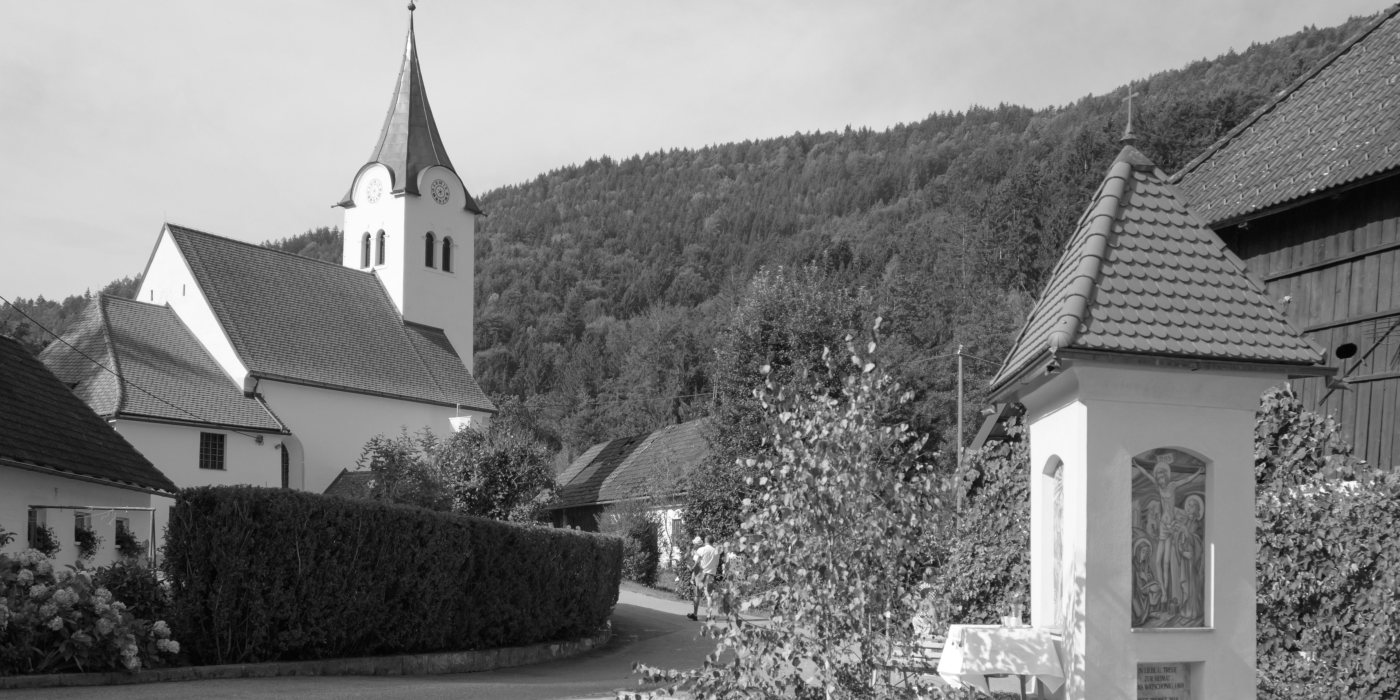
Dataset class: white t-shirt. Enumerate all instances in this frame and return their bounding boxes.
[694,543,720,575]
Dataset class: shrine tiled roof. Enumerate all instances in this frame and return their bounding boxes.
[991,145,1323,396]
[3,335,177,494]
[40,296,284,432]
[1173,6,1400,226]
[551,418,711,510]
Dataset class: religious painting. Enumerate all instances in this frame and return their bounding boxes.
[1130,448,1206,628]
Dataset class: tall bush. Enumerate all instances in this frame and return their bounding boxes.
[637,326,952,698]
[599,501,661,586]
[1255,386,1400,698]
[164,486,621,665]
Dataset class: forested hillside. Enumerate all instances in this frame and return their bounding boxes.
[1,14,1375,463]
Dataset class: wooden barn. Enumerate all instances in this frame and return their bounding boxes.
[1174,5,1400,468]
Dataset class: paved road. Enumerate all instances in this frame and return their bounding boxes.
[7,587,718,700]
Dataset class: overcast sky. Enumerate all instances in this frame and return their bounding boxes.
[0,0,1387,301]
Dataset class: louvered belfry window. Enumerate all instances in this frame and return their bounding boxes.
[376,230,386,266]
[442,236,453,272]
[425,232,436,268]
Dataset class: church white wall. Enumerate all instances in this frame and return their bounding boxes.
[1024,362,1283,700]
[0,466,152,568]
[112,419,287,559]
[255,379,491,493]
[135,229,248,385]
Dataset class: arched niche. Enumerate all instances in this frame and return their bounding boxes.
[1130,447,1208,629]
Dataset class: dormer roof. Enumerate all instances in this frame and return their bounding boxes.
[338,10,482,214]
[991,145,1324,397]
[1173,6,1400,227]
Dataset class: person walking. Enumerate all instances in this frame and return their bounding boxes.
[687,535,720,621]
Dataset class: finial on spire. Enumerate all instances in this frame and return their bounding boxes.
[1121,84,1141,146]
[407,2,416,11]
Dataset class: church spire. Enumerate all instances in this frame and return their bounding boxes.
[339,3,481,213]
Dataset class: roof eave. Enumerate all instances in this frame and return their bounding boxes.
[0,457,177,497]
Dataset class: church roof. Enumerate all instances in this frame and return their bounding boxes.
[550,418,711,511]
[2,335,177,495]
[991,145,1323,396]
[40,296,284,432]
[164,224,495,413]
[338,11,482,214]
[1173,6,1400,227]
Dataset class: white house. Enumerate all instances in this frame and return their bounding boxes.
[0,335,177,566]
[39,6,494,535]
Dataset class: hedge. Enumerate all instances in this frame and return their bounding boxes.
[164,486,621,664]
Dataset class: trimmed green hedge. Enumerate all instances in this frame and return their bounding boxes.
[164,486,621,664]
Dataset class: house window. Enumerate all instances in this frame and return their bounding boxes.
[27,508,43,550]
[441,236,453,272]
[361,233,371,268]
[375,230,386,266]
[199,432,226,470]
[280,444,290,489]
[425,232,436,268]
[75,511,91,531]
[116,517,129,537]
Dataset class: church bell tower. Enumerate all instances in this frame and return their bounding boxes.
[336,3,481,371]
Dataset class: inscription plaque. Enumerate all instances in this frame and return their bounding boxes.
[1137,662,1191,699]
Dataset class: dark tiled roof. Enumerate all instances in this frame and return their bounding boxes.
[991,146,1322,394]
[36,299,121,417]
[42,296,283,431]
[165,224,494,413]
[338,15,482,214]
[324,469,374,499]
[1,335,177,494]
[550,418,711,510]
[1173,7,1400,226]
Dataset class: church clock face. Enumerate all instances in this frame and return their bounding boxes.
[365,178,383,204]
[430,178,450,205]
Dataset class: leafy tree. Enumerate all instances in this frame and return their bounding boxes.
[683,265,872,540]
[931,417,1030,624]
[1255,386,1400,699]
[357,428,450,511]
[356,403,556,522]
[636,326,951,698]
[438,408,557,523]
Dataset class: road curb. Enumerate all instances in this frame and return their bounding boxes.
[0,623,612,690]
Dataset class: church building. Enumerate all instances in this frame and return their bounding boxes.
[40,7,494,528]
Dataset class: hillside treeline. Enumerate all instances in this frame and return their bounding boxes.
[0,14,1374,464]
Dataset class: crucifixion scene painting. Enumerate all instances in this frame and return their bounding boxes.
[1131,448,1207,629]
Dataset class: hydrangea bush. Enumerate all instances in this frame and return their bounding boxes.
[0,549,179,675]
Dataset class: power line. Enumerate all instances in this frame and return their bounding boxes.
[0,294,268,442]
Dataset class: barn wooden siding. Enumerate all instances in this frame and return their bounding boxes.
[1218,176,1400,468]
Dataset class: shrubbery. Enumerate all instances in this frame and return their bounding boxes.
[164,486,621,665]
[0,550,179,674]
[599,502,660,586]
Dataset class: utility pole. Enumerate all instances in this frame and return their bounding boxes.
[956,344,964,511]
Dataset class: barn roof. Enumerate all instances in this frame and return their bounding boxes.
[1173,6,1400,226]
[992,145,1323,397]
[550,418,711,511]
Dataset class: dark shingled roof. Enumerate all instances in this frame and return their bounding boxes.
[40,296,284,432]
[338,13,482,214]
[324,469,374,499]
[1,335,177,494]
[550,418,711,510]
[1173,6,1400,226]
[991,146,1323,395]
[164,224,494,413]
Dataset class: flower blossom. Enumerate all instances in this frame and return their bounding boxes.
[47,616,64,631]
[155,638,180,655]
[17,569,33,584]
[29,584,49,600]
[152,620,171,638]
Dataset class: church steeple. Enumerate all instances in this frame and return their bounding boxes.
[336,2,481,373]
[338,4,481,213]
